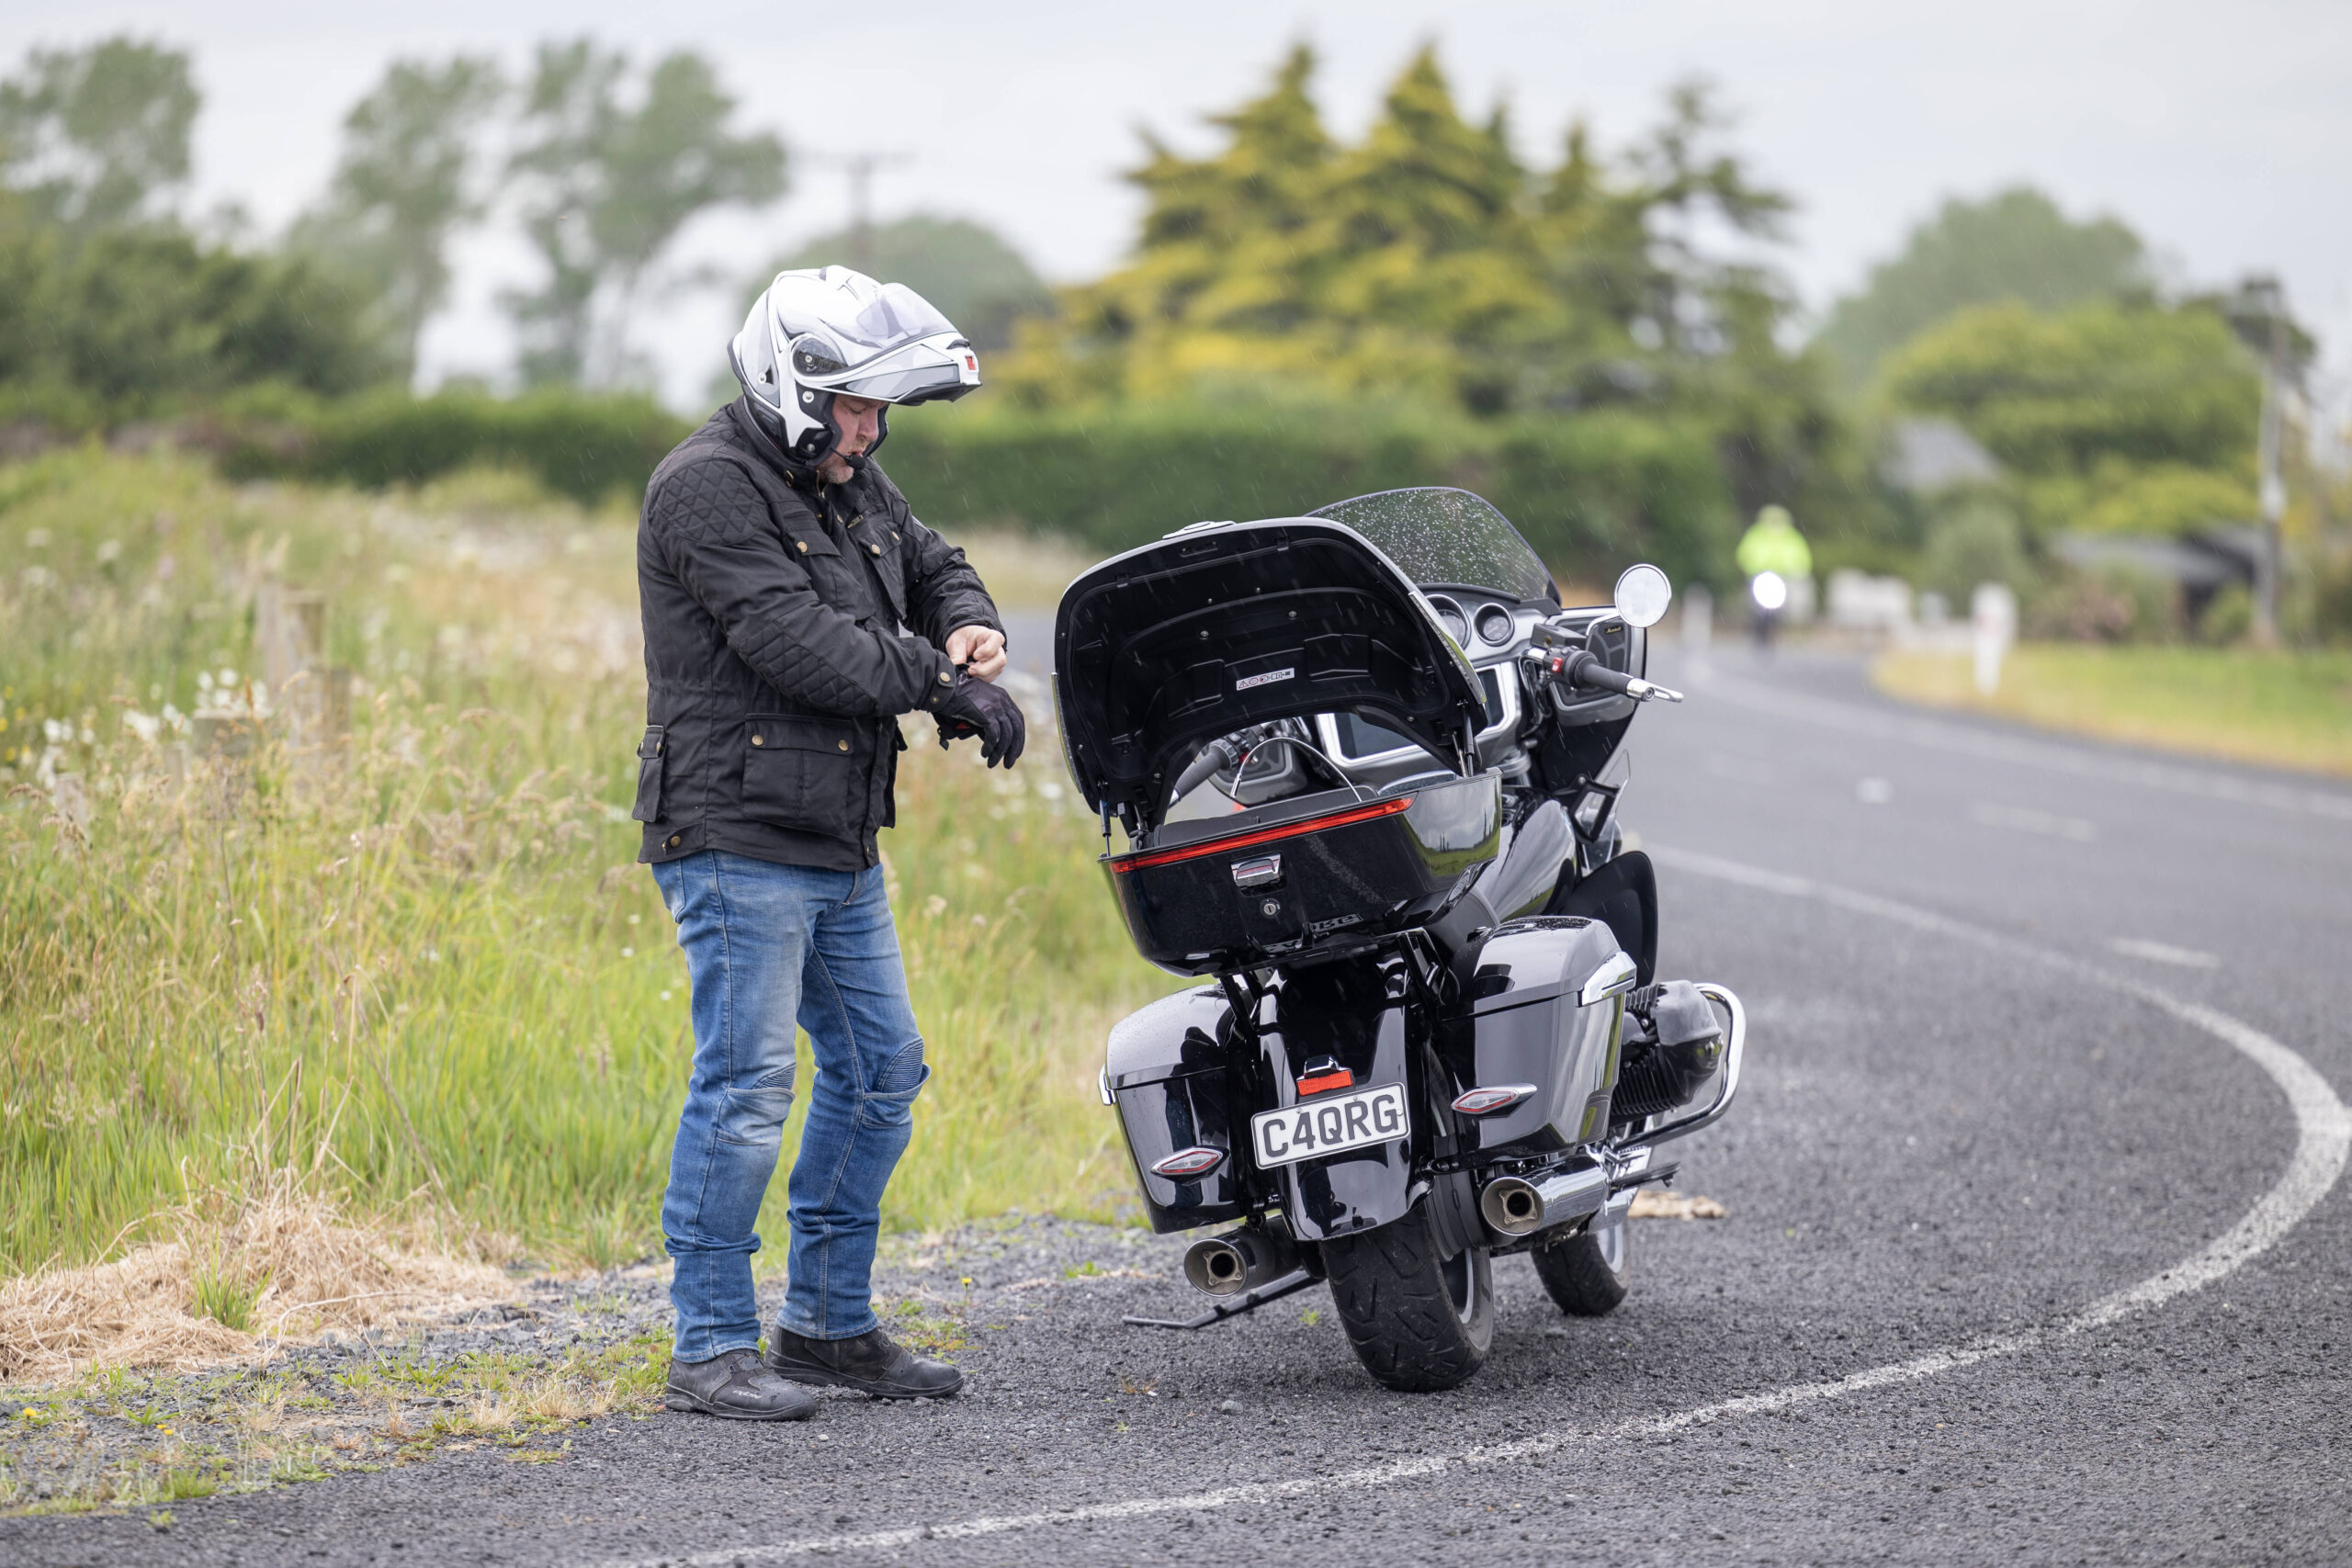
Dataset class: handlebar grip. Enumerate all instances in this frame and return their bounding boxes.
[1547,650,1637,695]
[1169,739,1236,802]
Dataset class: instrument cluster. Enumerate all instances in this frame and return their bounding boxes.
[1425,593,1534,659]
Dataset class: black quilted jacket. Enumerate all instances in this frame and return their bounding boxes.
[631,400,1001,871]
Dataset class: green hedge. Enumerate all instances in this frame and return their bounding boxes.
[220,387,692,508]
[883,400,1738,588]
[202,387,1736,584]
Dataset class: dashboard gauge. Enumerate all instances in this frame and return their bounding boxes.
[1427,595,1469,647]
[1475,604,1515,647]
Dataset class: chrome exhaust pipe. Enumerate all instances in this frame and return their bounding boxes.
[1183,1225,1300,1297]
[1480,1165,1611,1238]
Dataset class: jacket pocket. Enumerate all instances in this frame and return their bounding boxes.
[630,725,667,823]
[741,714,862,840]
[851,510,910,622]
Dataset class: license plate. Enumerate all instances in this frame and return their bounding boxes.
[1250,1082,1410,1168]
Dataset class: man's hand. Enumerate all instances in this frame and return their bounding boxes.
[934,675,1026,768]
[944,624,1007,682]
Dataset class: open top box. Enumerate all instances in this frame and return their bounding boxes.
[1057,518,1503,973]
[1053,518,1491,834]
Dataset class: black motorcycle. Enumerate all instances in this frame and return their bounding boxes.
[1053,487,1746,1393]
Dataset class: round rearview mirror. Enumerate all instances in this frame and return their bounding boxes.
[1613,563,1673,628]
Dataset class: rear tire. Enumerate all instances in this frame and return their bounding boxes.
[1321,1205,1494,1392]
[1532,1207,1632,1317]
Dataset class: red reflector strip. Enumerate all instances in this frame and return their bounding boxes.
[1109,795,1415,874]
[1452,1084,1537,1115]
[1297,1070,1355,1096]
[1149,1146,1225,1179]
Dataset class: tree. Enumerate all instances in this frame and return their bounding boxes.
[1035,45,1553,405]
[1883,299,2259,536]
[293,57,505,382]
[0,216,394,412]
[505,40,786,387]
[1816,187,2146,390]
[761,215,1050,353]
[989,43,1859,569]
[1023,51,1817,427]
[0,37,198,231]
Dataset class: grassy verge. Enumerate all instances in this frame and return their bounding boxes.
[0,450,1177,1280]
[1872,645,2352,780]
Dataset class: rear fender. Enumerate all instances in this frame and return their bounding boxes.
[1257,954,1423,1242]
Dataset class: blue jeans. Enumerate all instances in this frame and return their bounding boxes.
[651,851,929,1359]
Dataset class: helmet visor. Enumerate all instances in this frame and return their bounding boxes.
[836,346,978,404]
[835,282,958,359]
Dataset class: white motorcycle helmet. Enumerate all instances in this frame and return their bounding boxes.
[729,265,980,464]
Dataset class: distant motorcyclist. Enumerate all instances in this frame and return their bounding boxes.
[1735,504,1812,653]
[633,265,1021,1422]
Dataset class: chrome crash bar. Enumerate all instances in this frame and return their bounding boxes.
[1623,981,1746,1153]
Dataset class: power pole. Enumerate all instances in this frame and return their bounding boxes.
[807,150,912,273]
[2250,276,2289,647]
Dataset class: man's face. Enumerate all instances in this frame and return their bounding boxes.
[818,394,885,482]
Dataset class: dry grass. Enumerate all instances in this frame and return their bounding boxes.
[0,1138,511,1385]
[1630,1190,1726,1221]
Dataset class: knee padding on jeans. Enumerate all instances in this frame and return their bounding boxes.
[713,1063,797,1147]
[871,1039,925,1095]
[854,1041,928,1129]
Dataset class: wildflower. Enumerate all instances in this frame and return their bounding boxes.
[96,539,121,566]
[122,710,161,744]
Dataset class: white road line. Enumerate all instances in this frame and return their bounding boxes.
[1970,800,2098,841]
[2109,937,2221,969]
[595,851,2350,1567]
[1705,673,2352,824]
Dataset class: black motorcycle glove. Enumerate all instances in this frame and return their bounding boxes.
[933,673,1025,769]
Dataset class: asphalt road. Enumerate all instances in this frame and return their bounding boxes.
[11,641,2352,1567]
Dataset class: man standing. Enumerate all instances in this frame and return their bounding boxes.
[632,267,1027,1421]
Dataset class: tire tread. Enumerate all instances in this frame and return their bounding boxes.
[1321,1210,1493,1392]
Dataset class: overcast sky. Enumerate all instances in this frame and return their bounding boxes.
[6,0,2347,412]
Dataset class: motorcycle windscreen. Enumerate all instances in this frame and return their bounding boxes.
[1054,519,1488,829]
